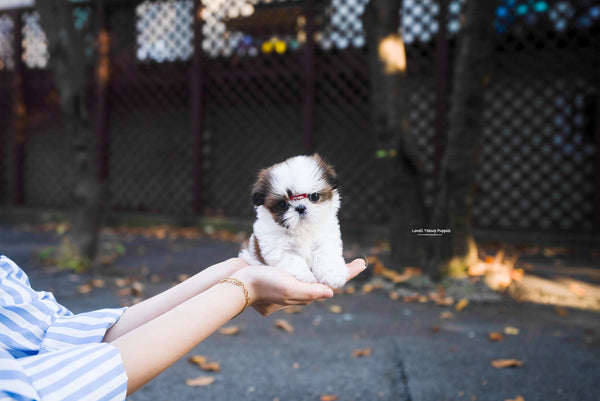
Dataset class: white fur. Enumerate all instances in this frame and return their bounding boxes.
[239,156,348,288]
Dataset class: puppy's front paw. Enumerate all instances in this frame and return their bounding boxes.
[291,268,318,284]
[280,263,318,284]
[318,265,349,288]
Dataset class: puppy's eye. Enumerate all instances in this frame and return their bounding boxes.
[308,193,320,203]
[277,200,289,210]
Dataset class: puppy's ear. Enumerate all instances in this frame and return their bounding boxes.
[251,168,270,206]
[312,154,339,190]
[251,192,266,206]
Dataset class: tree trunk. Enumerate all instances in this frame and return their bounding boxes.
[37,0,102,268]
[364,0,426,271]
[429,0,496,277]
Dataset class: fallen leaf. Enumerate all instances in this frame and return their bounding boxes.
[361,283,374,293]
[188,355,208,365]
[114,278,131,287]
[351,348,372,358]
[568,282,586,297]
[402,294,419,303]
[186,376,215,387]
[91,279,105,288]
[505,396,525,401]
[345,285,356,294]
[117,287,132,297]
[456,298,469,311]
[554,306,569,317]
[219,325,241,335]
[321,395,338,401]
[275,319,294,333]
[491,359,523,368]
[468,262,487,276]
[329,305,343,314]
[488,332,504,342]
[77,284,93,294]
[131,281,144,297]
[199,361,220,372]
[441,311,453,319]
[389,291,399,300]
[177,274,190,283]
[431,326,440,333]
[504,326,520,335]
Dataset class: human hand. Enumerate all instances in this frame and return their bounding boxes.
[233,258,367,316]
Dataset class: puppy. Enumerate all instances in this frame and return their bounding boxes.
[239,154,349,288]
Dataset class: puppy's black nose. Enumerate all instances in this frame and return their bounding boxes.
[295,205,306,215]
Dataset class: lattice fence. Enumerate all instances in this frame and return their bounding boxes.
[0,0,598,234]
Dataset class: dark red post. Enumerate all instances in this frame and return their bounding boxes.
[595,39,600,226]
[432,0,449,175]
[12,10,25,205]
[302,0,316,153]
[95,0,110,184]
[192,0,205,214]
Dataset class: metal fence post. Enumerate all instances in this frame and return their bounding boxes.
[595,36,600,226]
[303,0,316,153]
[432,0,449,177]
[192,0,205,214]
[12,10,25,205]
[95,0,110,185]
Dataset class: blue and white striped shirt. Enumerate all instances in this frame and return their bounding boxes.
[0,256,128,401]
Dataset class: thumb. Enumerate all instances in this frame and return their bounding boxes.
[294,282,333,302]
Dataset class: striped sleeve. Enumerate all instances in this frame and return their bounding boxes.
[1,256,128,400]
[1,344,127,401]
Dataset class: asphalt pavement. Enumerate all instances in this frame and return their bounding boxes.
[1,223,599,401]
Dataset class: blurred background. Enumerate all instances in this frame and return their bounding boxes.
[0,0,598,278]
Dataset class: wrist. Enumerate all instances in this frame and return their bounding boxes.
[231,267,258,305]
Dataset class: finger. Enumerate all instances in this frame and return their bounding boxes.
[287,282,333,303]
[346,258,367,281]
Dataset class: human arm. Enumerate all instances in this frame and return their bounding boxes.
[110,259,366,395]
[102,257,248,342]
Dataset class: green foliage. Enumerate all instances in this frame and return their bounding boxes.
[37,238,90,273]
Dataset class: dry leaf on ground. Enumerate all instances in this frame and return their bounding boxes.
[491,359,523,368]
[568,282,586,297]
[188,355,208,365]
[441,311,453,319]
[186,376,215,387]
[362,283,374,293]
[456,298,469,311]
[114,278,131,287]
[351,348,372,358]
[199,362,220,372]
[77,284,93,294]
[91,279,105,288]
[219,325,241,335]
[488,332,504,342]
[504,326,520,335]
[505,396,525,401]
[329,305,343,314]
[321,395,338,401]
[275,319,294,333]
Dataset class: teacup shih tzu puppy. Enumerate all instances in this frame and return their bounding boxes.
[239,154,349,288]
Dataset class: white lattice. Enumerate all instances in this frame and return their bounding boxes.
[22,11,48,69]
[136,0,193,62]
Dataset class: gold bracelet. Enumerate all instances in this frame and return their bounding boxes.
[219,277,250,317]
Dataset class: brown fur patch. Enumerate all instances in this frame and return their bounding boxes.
[313,154,339,191]
[253,235,267,265]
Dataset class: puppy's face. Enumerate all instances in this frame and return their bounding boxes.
[251,154,339,230]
